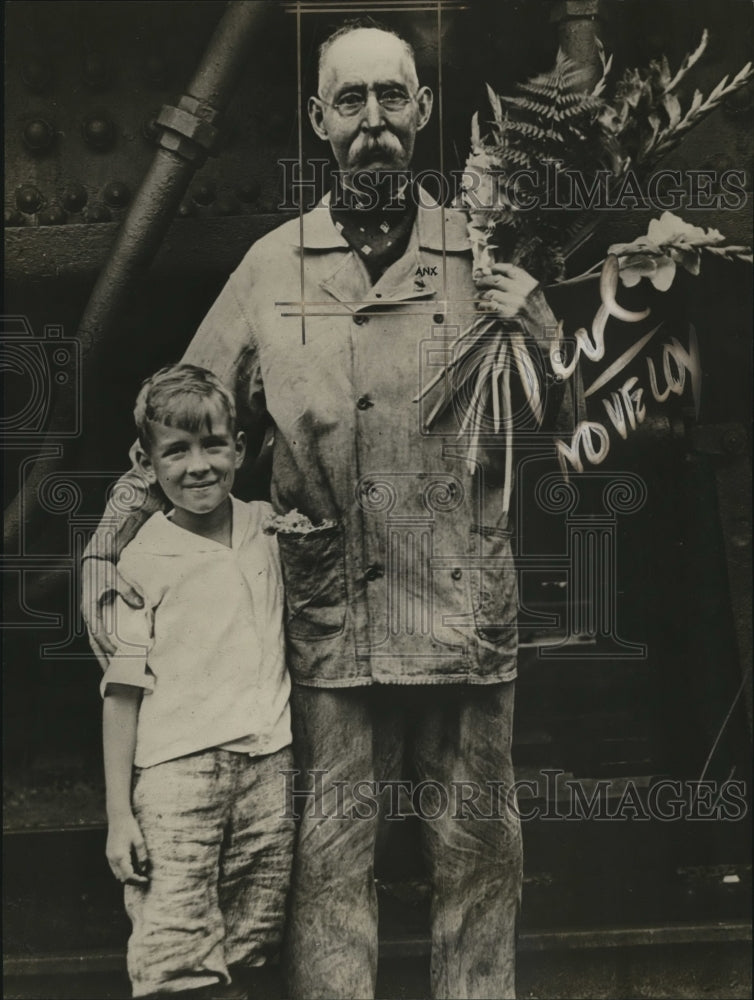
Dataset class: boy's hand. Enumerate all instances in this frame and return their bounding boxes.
[106,813,150,886]
[81,559,144,669]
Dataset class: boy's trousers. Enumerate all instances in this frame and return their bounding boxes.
[285,682,522,1000]
[125,746,294,997]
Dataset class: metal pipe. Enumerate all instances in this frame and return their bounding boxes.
[4,0,273,549]
[550,0,603,89]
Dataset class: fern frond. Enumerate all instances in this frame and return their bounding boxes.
[592,39,613,98]
[500,119,564,143]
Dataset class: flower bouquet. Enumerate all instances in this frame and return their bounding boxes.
[415,31,753,504]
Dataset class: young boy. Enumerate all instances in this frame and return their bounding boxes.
[99,363,293,999]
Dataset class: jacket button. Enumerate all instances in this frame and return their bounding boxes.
[433,312,445,324]
[356,395,373,410]
[353,314,368,325]
[451,567,463,580]
[365,563,384,582]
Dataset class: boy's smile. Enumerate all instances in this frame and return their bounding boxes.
[138,418,245,531]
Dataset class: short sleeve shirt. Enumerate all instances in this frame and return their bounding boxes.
[101,497,290,768]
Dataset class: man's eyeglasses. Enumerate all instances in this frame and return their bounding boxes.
[318,86,415,117]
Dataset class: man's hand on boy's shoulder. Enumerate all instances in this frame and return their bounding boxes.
[106,812,151,886]
[81,558,145,669]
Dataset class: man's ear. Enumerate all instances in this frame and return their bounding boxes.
[135,444,157,485]
[234,431,247,469]
[308,96,328,140]
[415,86,433,132]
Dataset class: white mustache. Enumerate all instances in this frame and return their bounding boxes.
[349,132,403,165]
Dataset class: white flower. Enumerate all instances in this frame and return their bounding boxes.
[608,212,727,291]
[646,211,724,247]
[617,252,677,291]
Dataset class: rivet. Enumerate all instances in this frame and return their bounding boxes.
[722,429,745,455]
[4,208,26,227]
[82,53,112,90]
[16,185,43,214]
[191,180,216,206]
[177,200,196,218]
[237,181,261,204]
[103,181,131,208]
[38,203,68,226]
[21,56,52,92]
[82,112,116,150]
[86,203,112,224]
[62,184,88,212]
[23,119,56,154]
[212,196,239,217]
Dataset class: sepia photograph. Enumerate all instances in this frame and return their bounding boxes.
[3,1,752,998]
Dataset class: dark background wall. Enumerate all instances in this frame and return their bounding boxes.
[2,1,752,932]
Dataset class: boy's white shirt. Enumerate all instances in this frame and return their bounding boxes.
[101,496,291,768]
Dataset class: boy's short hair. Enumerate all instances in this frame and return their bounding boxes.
[134,363,237,450]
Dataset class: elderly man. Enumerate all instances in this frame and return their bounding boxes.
[84,21,563,1000]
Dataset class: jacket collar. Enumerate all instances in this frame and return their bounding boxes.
[290,190,471,253]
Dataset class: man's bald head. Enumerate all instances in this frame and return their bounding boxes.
[317,24,419,99]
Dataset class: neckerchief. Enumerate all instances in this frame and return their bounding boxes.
[329,172,418,284]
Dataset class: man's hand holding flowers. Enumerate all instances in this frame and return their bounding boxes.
[475,262,558,347]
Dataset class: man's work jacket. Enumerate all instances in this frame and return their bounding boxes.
[92,195,564,687]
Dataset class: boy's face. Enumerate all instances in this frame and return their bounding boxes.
[137,414,245,518]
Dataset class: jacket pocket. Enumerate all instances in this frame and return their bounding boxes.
[276,525,347,640]
[471,526,518,646]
